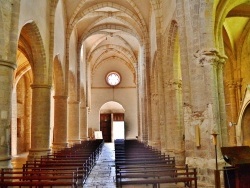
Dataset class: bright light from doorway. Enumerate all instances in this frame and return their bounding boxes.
[113,121,124,140]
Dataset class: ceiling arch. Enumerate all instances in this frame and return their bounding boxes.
[88,44,137,63]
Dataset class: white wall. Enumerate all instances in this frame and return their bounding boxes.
[89,58,138,139]
[19,0,50,57]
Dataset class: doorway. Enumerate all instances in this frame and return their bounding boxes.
[100,113,125,142]
[99,101,125,142]
[113,121,125,140]
[100,114,112,142]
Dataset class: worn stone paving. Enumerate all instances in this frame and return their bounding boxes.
[83,142,116,188]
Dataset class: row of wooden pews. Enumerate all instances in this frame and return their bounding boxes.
[115,139,197,188]
[0,139,104,188]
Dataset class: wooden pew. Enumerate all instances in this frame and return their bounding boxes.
[0,139,104,187]
[23,162,88,184]
[116,165,197,188]
[114,139,197,188]
[0,168,78,187]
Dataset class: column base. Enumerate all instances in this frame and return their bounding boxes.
[0,156,12,168]
[52,142,69,151]
[80,137,88,141]
[68,139,81,147]
[28,148,51,161]
[150,140,161,150]
[174,149,185,165]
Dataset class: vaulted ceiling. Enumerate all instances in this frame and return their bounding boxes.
[66,0,151,74]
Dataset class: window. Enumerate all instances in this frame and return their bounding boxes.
[106,71,121,86]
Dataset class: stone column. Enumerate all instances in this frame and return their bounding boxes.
[195,49,227,149]
[80,106,88,140]
[0,60,16,168]
[29,84,51,159]
[52,95,68,149]
[236,80,242,110]
[166,79,184,164]
[165,79,176,156]
[173,80,185,164]
[67,100,80,145]
[150,93,161,150]
[217,61,228,146]
[226,82,237,145]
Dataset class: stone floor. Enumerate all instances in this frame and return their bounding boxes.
[83,142,116,188]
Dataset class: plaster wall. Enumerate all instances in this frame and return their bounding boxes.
[89,58,138,140]
[162,0,176,33]
[89,88,138,139]
[240,35,250,96]
[236,85,250,145]
[69,29,78,73]
[19,0,50,58]
[54,0,66,71]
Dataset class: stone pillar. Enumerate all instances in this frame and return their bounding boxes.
[217,61,228,146]
[166,79,184,164]
[80,106,88,140]
[173,80,185,164]
[150,93,161,150]
[158,93,166,152]
[67,100,80,145]
[29,84,51,159]
[52,95,68,149]
[227,82,237,145]
[236,80,242,110]
[195,49,227,149]
[0,60,16,168]
[165,79,176,156]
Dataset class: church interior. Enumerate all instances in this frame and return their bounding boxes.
[1,0,250,187]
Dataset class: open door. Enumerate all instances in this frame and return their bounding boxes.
[113,113,125,140]
[100,114,111,142]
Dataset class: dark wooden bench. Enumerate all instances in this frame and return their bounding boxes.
[0,139,104,187]
[116,165,197,188]
[0,168,78,188]
[118,176,197,188]
[22,165,87,184]
[40,155,95,170]
[114,139,197,188]
[23,159,90,181]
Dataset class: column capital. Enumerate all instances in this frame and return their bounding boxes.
[151,93,158,98]
[53,95,68,99]
[165,79,182,90]
[194,48,227,67]
[68,100,80,104]
[0,59,16,70]
[225,81,237,89]
[80,106,89,109]
[30,84,52,89]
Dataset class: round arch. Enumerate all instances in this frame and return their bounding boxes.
[99,101,125,142]
[242,103,250,145]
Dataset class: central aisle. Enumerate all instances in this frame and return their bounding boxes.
[83,142,116,188]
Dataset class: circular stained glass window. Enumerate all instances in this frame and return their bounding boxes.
[106,72,121,86]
